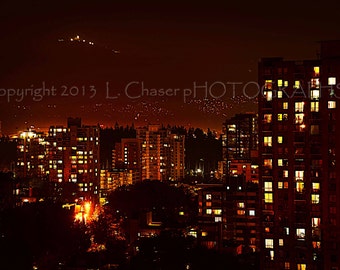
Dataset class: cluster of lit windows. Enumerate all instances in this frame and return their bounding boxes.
[278,113,288,121]
[278,182,289,189]
[277,79,288,88]
[295,102,304,112]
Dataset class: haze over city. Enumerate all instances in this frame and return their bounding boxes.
[1,0,340,134]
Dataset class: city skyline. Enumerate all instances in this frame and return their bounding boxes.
[2,37,340,268]
[2,0,340,134]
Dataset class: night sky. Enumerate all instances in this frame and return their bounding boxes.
[1,0,340,134]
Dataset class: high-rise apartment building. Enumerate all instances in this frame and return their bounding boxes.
[258,41,340,270]
[223,113,259,183]
[113,138,141,180]
[137,125,163,181]
[16,129,47,179]
[197,184,226,251]
[223,113,258,162]
[164,133,185,181]
[46,118,100,202]
[137,125,185,181]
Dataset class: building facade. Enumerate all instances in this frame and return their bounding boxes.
[46,118,100,202]
[258,41,340,270]
[137,125,185,181]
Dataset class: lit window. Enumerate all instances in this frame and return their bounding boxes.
[249,210,255,216]
[278,182,283,189]
[264,182,273,192]
[278,159,283,166]
[237,210,245,215]
[295,113,304,124]
[277,90,283,98]
[265,80,273,89]
[206,209,212,214]
[284,80,288,87]
[213,209,222,215]
[311,101,319,112]
[283,170,288,177]
[310,78,320,89]
[264,193,273,203]
[237,202,245,208]
[295,102,304,112]
[311,194,320,204]
[188,231,197,238]
[294,80,300,89]
[265,239,274,249]
[278,79,283,87]
[296,182,304,193]
[328,101,336,109]
[297,264,306,270]
[312,218,320,228]
[312,241,321,249]
[270,250,274,260]
[295,171,304,181]
[279,239,284,246]
[314,66,320,77]
[284,227,289,235]
[264,136,272,147]
[206,201,212,207]
[312,183,320,191]
[285,262,290,269]
[264,114,272,123]
[310,89,320,99]
[265,91,273,101]
[206,194,212,200]
[283,102,288,110]
[278,136,283,143]
[264,159,272,168]
[328,77,336,86]
[215,217,222,222]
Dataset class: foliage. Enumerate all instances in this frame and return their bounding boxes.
[0,202,91,269]
[106,180,197,226]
